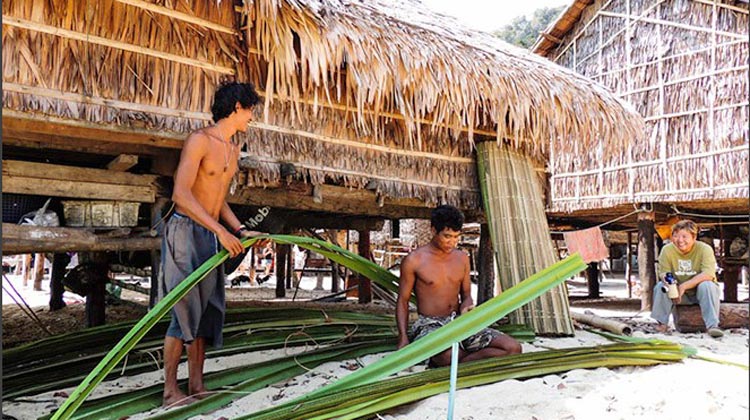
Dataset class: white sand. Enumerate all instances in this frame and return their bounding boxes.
[4,318,747,420]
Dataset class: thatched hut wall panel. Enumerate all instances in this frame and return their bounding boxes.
[716,149,749,187]
[663,51,712,83]
[537,0,748,213]
[715,107,749,148]
[603,171,629,196]
[664,114,708,155]
[630,0,661,15]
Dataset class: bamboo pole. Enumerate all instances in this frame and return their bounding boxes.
[571,310,632,335]
[551,145,748,177]
[1,15,235,75]
[596,10,746,40]
[114,0,237,35]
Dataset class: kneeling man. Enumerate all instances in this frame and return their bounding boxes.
[396,205,521,367]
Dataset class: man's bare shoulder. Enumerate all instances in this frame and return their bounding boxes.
[185,129,212,145]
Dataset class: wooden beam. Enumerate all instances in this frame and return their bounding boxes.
[3,175,154,202]
[2,224,161,254]
[228,184,433,219]
[3,160,157,202]
[3,110,185,150]
[2,129,170,157]
[3,160,157,186]
[107,154,138,172]
[285,215,385,231]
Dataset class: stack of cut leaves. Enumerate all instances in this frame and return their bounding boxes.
[46,235,583,419]
[3,309,396,398]
[40,234,689,420]
[240,340,694,420]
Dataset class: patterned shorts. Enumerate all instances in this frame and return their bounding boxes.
[409,313,503,352]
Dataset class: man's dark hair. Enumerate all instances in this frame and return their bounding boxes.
[431,205,464,233]
[211,82,261,122]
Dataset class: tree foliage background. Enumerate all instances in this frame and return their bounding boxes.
[493,6,565,49]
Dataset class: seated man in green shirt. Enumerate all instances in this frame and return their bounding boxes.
[651,220,722,337]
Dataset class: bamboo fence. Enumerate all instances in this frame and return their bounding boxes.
[477,141,575,336]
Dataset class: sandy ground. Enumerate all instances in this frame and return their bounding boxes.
[2,272,749,419]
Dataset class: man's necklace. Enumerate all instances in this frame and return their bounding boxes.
[205,130,233,172]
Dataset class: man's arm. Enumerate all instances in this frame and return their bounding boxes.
[396,254,417,349]
[171,133,242,256]
[458,252,474,314]
[219,202,264,238]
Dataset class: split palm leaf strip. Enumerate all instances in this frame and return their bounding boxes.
[50,234,421,420]
[236,253,586,420]
[242,341,691,420]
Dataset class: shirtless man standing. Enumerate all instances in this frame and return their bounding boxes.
[396,205,521,367]
[160,82,262,406]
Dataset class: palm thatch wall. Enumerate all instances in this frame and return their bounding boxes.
[3,0,644,217]
[534,0,749,215]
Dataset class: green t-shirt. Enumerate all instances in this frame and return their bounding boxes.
[657,241,717,296]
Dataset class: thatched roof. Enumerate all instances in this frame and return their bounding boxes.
[533,0,749,216]
[2,0,643,213]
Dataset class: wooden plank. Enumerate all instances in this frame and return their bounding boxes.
[106,154,138,172]
[3,160,157,187]
[3,175,155,203]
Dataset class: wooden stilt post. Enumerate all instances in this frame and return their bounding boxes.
[637,208,657,311]
[358,230,372,304]
[391,219,400,239]
[587,262,600,298]
[477,223,494,304]
[84,252,108,327]
[331,261,340,293]
[33,253,45,291]
[275,243,288,298]
[626,231,633,298]
[149,197,169,308]
[285,246,293,289]
[49,253,69,311]
[22,253,32,287]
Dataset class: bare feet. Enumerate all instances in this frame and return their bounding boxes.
[655,323,671,333]
[163,391,197,408]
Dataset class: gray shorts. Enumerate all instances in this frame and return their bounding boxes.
[160,212,225,348]
[409,313,503,352]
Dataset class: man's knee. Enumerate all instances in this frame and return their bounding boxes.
[697,281,717,293]
[430,351,453,367]
[507,340,522,354]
